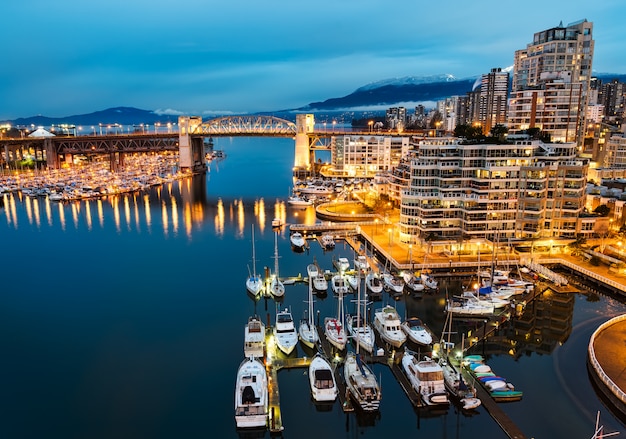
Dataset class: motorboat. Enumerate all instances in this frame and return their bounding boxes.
[445,295,494,318]
[308,353,338,402]
[343,352,381,412]
[345,273,358,291]
[373,305,406,348]
[244,315,266,359]
[271,217,282,228]
[365,272,384,298]
[354,255,369,272]
[331,274,349,295]
[382,272,405,296]
[401,351,449,406]
[420,272,438,290]
[274,308,298,355]
[463,290,509,309]
[298,272,319,349]
[287,194,312,206]
[246,225,264,298]
[324,290,347,351]
[402,271,425,294]
[269,231,285,298]
[463,355,523,402]
[333,256,350,273]
[321,234,335,249]
[401,317,433,347]
[307,261,328,293]
[234,357,268,429]
[290,232,306,252]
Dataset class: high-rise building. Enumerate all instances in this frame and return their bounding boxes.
[509,19,594,145]
[478,68,509,135]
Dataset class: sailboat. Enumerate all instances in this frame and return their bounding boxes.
[324,288,347,351]
[269,230,285,298]
[437,309,481,410]
[245,225,264,298]
[346,272,375,354]
[298,271,319,349]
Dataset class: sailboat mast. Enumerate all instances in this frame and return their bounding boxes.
[251,224,257,278]
[273,230,280,277]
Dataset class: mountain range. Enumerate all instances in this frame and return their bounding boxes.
[4,72,626,127]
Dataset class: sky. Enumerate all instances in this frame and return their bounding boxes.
[2,0,626,120]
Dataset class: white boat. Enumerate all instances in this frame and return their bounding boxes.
[345,273,358,291]
[287,194,312,206]
[269,231,285,298]
[343,352,381,412]
[401,317,433,347]
[48,192,63,202]
[309,262,328,293]
[324,290,347,351]
[234,357,268,429]
[346,275,375,354]
[331,274,349,295]
[274,308,298,355]
[308,353,338,402]
[445,295,494,317]
[402,271,425,293]
[298,272,319,349]
[289,232,306,251]
[333,256,350,273]
[365,272,384,297]
[354,255,369,272]
[420,273,438,290]
[373,305,406,348]
[246,225,264,298]
[401,351,449,406]
[244,315,266,359]
[463,290,509,309]
[299,185,333,196]
[382,272,404,295]
[321,234,335,249]
[271,217,282,228]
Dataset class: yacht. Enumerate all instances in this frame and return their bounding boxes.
[343,352,381,412]
[401,317,433,347]
[445,295,494,318]
[354,255,369,272]
[401,351,449,406]
[373,305,406,348]
[274,308,298,355]
[333,256,350,273]
[245,225,264,298]
[244,315,266,359]
[298,273,319,349]
[346,314,375,354]
[287,194,312,206]
[365,272,384,298]
[402,271,425,294]
[421,273,439,290]
[308,353,338,402]
[308,262,328,293]
[321,234,335,249]
[234,357,268,429]
[324,290,347,351]
[382,272,405,296]
[269,231,285,298]
[289,232,306,252]
[331,274,349,295]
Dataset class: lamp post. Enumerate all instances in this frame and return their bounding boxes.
[408,244,413,270]
[375,218,379,236]
[388,228,393,248]
[368,120,373,133]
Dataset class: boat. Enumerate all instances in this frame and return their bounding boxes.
[402,271,425,294]
[287,194,312,206]
[333,256,350,273]
[308,353,338,402]
[420,272,438,290]
[308,261,328,293]
[274,308,298,355]
[343,352,381,412]
[365,272,384,298]
[437,311,481,411]
[354,255,369,272]
[401,316,433,347]
[289,231,306,252]
[244,315,266,359]
[234,357,268,429]
[345,273,358,291]
[321,234,335,249]
[401,350,449,406]
[331,274,349,295]
[445,295,494,318]
[271,217,282,228]
[346,274,375,354]
[324,289,347,351]
[246,225,264,298]
[382,272,404,296]
[463,355,523,402]
[463,290,510,309]
[298,271,319,349]
[373,305,406,348]
[269,231,285,298]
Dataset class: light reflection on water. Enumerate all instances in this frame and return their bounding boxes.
[0,136,624,439]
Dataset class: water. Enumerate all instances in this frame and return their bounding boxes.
[1,136,625,439]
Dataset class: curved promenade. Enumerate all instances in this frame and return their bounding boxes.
[588,315,626,421]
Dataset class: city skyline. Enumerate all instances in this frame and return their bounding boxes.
[2,1,625,120]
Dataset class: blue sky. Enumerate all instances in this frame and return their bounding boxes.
[2,0,625,120]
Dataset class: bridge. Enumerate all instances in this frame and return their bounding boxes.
[0,114,412,173]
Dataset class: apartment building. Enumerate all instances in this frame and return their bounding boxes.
[330,135,410,178]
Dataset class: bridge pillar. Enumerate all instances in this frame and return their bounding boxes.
[44,138,58,169]
[178,116,205,172]
[294,114,314,170]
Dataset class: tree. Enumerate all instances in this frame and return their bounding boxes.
[490,124,508,142]
[594,204,610,216]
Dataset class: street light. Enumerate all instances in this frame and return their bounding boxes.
[368,120,374,133]
[388,228,392,247]
[375,218,379,235]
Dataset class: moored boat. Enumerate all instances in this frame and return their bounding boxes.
[289,232,306,251]
[246,225,264,298]
[343,352,381,412]
[463,355,523,402]
[234,357,268,429]
[321,234,335,249]
[331,274,349,295]
[244,315,266,359]
[333,256,350,273]
[401,316,433,347]
[365,272,384,298]
[274,308,298,355]
[382,272,404,295]
[401,350,449,406]
[308,353,338,402]
[373,305,406,348]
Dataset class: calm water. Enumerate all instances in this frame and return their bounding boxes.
[1,137,625,439]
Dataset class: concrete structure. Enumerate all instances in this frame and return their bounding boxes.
[510,19,594,145]
[330,135,410,178]
[397,137,589,245]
